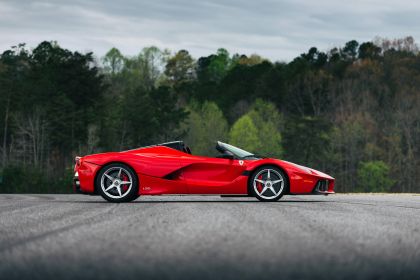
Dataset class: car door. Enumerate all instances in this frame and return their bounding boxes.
[180,155,247,194]
[127,147,188,194]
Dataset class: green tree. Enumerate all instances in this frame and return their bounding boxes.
[358,42,381,59]
[121,86,188,147]
[341,40,359,60]
[164,50,196,102]
[328,118,367,192]
[0,44,30,167]
[165,50,195,85]
[185,101,228,156]
[356,161,395,192]
[197,48,231,83]
[123,46,169,91]
[248,99,283,158]
[229,115,261,153]
[102,47,124,75]
[2,37,420,195]
[28,41,104,153]
[0,41,104,189]
[283,116,331,168]
[299,47,328,68]
[212,61,283,116]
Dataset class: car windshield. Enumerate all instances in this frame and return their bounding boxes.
[218,142,254,158]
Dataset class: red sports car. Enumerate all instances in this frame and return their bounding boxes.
[73,141,335,202]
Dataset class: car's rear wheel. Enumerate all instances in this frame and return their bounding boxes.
[96,163,139,203]
[249,166,287,202]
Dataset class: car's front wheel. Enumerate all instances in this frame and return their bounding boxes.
[249,166,287,202]
[96,163,139,203]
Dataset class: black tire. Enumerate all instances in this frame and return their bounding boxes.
[96,163,139,203]
[249,165,288,202]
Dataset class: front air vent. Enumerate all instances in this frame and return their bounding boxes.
[316,180,329,192]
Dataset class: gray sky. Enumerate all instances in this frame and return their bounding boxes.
[1,0,419,61]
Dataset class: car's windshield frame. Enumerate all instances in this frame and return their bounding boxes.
[217,141,255,159]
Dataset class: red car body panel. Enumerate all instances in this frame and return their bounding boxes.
[74,144,335,196]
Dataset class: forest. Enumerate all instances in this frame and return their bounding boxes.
[0,37,419,193]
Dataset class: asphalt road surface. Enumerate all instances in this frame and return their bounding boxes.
[0,194,419,280]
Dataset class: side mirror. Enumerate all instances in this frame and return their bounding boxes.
[223,154,234,160]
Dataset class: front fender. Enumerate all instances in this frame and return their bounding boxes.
[244,158,335,194]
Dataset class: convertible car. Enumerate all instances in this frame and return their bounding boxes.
[73,141,335,202]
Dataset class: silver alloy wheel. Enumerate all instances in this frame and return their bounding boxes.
[100,167,133,199]
[253,168,284,200]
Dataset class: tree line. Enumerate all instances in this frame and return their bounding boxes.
[0,37,419,193]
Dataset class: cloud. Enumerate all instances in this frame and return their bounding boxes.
[1,0,420,61]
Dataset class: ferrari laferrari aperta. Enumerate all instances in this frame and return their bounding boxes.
[73,141,335,202]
